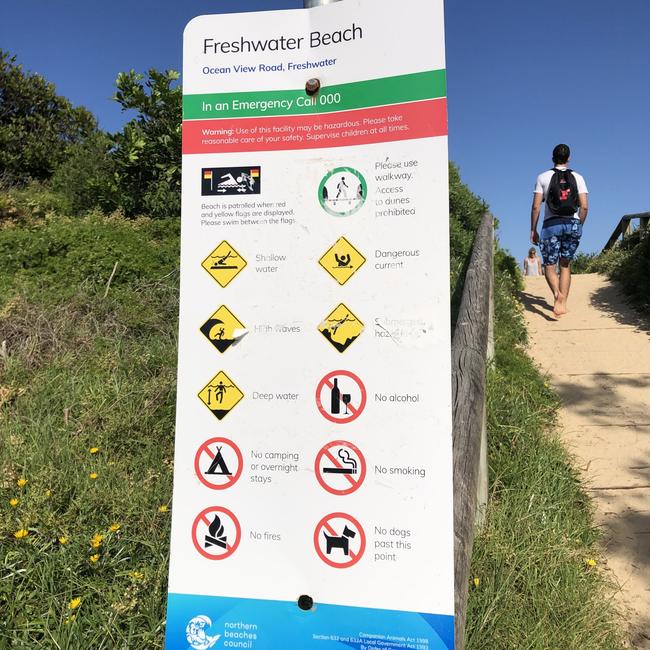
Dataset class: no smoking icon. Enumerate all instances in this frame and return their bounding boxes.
[315,441,366,495]
[315,370,367,424]
[192,506,241,560]
[194,437,243,490]
[314,512,366,568]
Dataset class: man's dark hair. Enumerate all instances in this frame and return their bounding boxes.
[552,143,571,165]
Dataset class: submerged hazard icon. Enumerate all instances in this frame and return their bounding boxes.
[202,166,261,195]
[201,241,247,288]
[198,371,244,420]
[192,506,241,560]
[314,512,366,568]
[318,236,366,285]
[318,167,367,217]
[200,305,247,353]
[318,303,364,353]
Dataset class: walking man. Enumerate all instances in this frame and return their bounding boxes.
[530,144,589,316]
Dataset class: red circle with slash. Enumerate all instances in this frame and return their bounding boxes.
[313,512,366,568]
[191,506,241,560]
[315,440,366,496]
[194,437,243,490]
[315,370,367,424]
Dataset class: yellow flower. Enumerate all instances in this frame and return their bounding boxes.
[17,478,27,487]
[473,577,481,588]
[9,498,19,507]
[44,489,52,498]
[89,447,99,454]
[109,523,121,533]
[89,472,98,480]
[68,598,82,610]
[585,558,597,568]
[90,533,104,548]
[65,614,76,624]
[14,529,28,539]
[158,505,169,513]
[129,571,144,580]
[89,554,100,563]
[59,536,69,545]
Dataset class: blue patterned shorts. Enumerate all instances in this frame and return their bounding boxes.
[540,221,583,266]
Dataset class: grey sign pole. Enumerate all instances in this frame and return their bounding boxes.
[303,0,342,7]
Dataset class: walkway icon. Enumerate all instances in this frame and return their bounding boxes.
[198,371,244,420]
[201,241,247,288]
[319,236,366,285]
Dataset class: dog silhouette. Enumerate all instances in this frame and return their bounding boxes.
[323,525,357,556]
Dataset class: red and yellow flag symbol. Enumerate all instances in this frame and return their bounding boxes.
[203,170,213,180]
[250,168,260,178]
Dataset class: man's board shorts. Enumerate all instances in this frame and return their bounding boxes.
[540,220,583,266]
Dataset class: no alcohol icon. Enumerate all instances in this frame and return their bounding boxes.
[315,370,367,424]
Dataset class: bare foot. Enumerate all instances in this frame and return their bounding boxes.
[554,291,567,316]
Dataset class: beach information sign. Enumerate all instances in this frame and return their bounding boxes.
[166,0,454,648]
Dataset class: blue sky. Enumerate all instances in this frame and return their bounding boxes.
[2,0,649,260]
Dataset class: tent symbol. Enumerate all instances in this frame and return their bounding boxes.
[205,446,232,476]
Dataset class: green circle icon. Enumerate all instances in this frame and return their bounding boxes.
[318,167,367,217]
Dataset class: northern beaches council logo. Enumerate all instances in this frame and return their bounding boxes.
[186,615,221,649]
[202,166,261,195]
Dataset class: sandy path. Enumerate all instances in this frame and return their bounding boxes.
[522,273,650,648]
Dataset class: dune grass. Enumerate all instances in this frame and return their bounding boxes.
[0,204,625,648]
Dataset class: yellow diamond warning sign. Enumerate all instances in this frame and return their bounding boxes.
[201,241,247,287]
[318,303,364,353]
[200,306,247,354]
[198,371,244,420]
[318,236,366,285]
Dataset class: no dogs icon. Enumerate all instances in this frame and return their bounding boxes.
[313,512,366,568]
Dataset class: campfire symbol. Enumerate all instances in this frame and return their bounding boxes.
[205,514,228,549]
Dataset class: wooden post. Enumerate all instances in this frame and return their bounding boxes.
[452,213,494,650]
[475,218,494,528]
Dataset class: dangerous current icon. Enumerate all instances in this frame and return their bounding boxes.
[318,236,366,285]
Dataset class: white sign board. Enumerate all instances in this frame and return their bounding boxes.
[167,1,454,648]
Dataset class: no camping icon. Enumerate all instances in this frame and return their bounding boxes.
[315,441,366,496]
[194,437,243,490]
[313,512,366,569]
[191,506,241,560]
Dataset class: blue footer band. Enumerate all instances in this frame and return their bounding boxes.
[166,593,454,650]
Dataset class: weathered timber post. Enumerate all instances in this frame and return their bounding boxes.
[452,213,494,650]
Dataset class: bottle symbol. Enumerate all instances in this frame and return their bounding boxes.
[331,377,341,414]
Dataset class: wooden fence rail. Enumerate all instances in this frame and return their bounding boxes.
[603,212,649,251]
[451,212,494,650]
